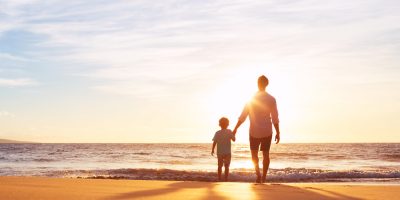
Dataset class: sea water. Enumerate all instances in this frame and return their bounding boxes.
[0,143,399,183]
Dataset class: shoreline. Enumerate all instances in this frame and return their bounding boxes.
[1,176,399,200]
[3,175,400,185]
[3,167,399,183]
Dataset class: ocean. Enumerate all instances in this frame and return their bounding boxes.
[1,143,399,183]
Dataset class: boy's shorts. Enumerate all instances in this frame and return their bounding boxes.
[217,154,231,167]
[249,135,272,151]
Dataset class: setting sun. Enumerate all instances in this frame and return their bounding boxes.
[205,66,301,143]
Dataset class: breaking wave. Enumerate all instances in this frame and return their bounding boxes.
[48,168,400,183]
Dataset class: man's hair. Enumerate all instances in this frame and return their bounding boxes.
[258,75,269,90]
[219,117,229,128]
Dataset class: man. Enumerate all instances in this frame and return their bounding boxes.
[232,75,280,183]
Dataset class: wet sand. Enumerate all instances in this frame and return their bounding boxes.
[0,176,398,200]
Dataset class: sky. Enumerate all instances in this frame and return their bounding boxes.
[0,0,399,143]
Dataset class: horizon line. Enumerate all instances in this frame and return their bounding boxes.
[2,142,400,144]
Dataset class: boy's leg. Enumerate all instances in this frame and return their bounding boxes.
[224,154,231,181]
[217,156,223,181]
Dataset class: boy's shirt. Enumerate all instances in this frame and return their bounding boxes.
[213,129,235,156]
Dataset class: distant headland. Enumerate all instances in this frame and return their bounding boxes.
[0,139,36,143]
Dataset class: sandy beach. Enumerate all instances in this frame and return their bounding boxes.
[0,177,398,200]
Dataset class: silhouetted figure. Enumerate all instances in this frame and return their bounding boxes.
[211,117,236,181]
[233,75,280,183]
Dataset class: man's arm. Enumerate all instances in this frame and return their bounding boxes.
[233,104,249,135]
[274,123,280,144]
[271,98,280,144]
[211,141,217,156]
[232,119,244,135]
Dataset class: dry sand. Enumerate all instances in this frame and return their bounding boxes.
[0,176,398,200]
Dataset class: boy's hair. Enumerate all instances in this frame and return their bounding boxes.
[258,75,269,90]
[219,117,229,129]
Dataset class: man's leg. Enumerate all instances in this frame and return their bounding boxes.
[260,136,272,183]
[251,150,261,182]
[262,150,270,183]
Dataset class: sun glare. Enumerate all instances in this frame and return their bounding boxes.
[230,159,254,170]
[207,70,255,126]
[205,66,300,142]
[208,67,293,118]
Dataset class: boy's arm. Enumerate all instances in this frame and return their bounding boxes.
[211,141,217,156]
[231,132,236,142]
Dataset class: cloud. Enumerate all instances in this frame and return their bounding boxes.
[0,0,399,96]
[0,78,37,87]
[0,111,15,117]
[0,52,31,61]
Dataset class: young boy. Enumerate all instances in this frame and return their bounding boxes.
[211,117,236,181]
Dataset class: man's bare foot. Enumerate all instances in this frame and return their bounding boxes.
[261,175,266,183]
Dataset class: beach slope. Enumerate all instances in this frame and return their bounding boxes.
[0,177,398,200]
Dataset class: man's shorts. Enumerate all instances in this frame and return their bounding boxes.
[217,154,231,167]
[249,135,272,151]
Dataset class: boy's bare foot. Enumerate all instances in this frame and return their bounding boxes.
[256,175,261,183]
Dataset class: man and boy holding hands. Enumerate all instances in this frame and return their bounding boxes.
[211,75,280,183]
